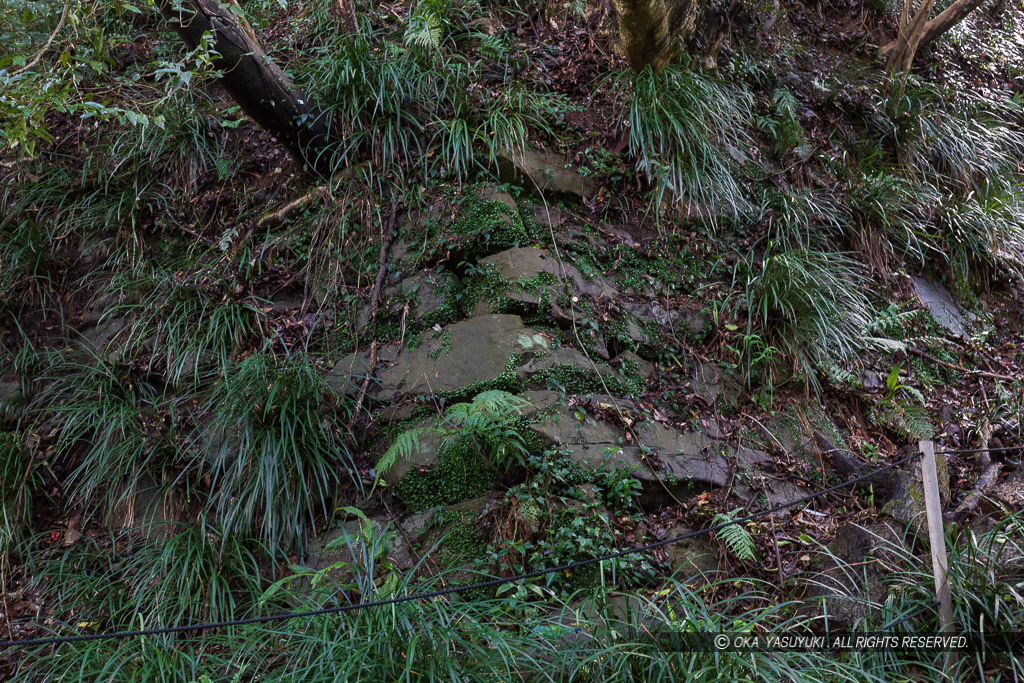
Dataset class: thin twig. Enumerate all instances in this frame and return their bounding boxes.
[12,0,72,76]
[909,348,1016,382]
[348,208,396,429]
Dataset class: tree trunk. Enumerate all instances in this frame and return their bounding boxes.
[880,0,987,66]
[885,0,934,75]
[334,0,359,35]
[158,0,335,176]
[915,0,986,46]
[612,0,703,72]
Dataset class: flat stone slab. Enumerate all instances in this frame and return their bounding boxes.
[480,247,618,304]
[328,314,614,399]
[530,405,771,504]
[911,275,969,336]
[496,147,597,200]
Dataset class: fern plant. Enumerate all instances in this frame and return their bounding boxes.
[378,390,531,481]
[869,364,934,441]
[712,509,758,563]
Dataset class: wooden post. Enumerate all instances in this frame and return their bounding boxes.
[919,440,957,666]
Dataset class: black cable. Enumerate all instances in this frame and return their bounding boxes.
[934,445,1024,456]
[0,451,923,650]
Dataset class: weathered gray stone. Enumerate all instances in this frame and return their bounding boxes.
[478,186,518,212]
[733,477,810,515]
[305,517,402,584]
[104,476,184,539]
[992,466,1024,506]
[517,390,565,419]
[659,523,721,583]
[529,406,769,505]
[533,205,561,226]
[389,269,459,323]
[305,508,457,578]
[0,382,21,416]
[911,275,969,337]
[378,418,443,485]
[326,352,374,397]
[515,346,617,386]
[881,453,950,533]
[377,314,536,396]
[801,522,913,629]
[682,361,737,409]
[480,247,618,305]
[614,351,654,381]
[80,314,127,352]
[496,148,597,200]
[330,315,612,400]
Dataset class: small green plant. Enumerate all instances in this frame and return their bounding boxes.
[754,87,808,157]
[0,431,36,558]
[870,364,933,441]
[711,508,758,562]
[380,390,532,479]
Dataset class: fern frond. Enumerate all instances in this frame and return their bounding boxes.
[378,427,429,475]
[468,390,530,416]
[712,509,758,562]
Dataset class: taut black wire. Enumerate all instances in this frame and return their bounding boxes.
[0,452,924,650]
[934,445,1024,456]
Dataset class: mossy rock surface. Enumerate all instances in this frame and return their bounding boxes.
[529,399,771,506]
[478,246,618,306]
[496,147,597,200]
[329,314,620,400]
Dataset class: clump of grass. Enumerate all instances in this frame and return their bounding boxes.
[197,349,357,551]
[844,170,938,273]
[40,347,178,522]
[798,512,1024,679]
[0,431,35,561]
[906,94,1024,193]
[15,511,1024,681]
[116,272,265,387]
[0,218,60,304]
[17,524,263,680]
[754,187,847,249]
[38,336,355,554]
[29,521,266,629]
[618,65,751,220]
[934,181,1024,293]
[734,247,900,384]
[856,82,1024,288]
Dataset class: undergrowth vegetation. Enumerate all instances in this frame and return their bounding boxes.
[9,509,1022,680]
[2,0,1024,679]
[620,65,751,220]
